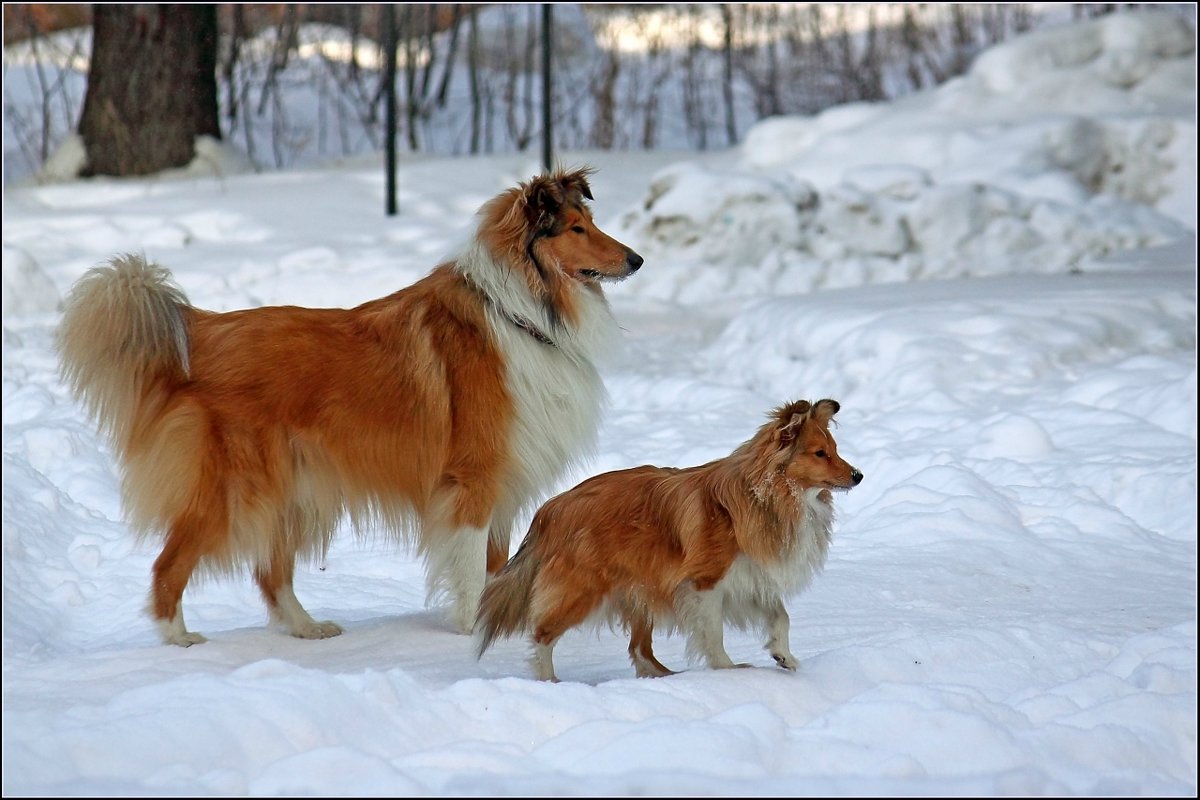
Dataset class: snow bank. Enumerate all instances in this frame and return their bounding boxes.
[610,10,1196,304]
[1,245,60,315]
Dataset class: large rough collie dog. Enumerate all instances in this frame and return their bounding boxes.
[56,167,642,646]
[476,399,862,681]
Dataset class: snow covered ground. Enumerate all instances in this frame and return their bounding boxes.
[2,9,1196,796]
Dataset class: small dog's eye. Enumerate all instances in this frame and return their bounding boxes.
[815,449,827,458]
[571,226,586,234]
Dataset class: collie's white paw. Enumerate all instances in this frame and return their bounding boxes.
[290,620,343,639]
[452,606,477,635]
[632,660,677,678]
[157,615,207,646]
[166,631,208,647]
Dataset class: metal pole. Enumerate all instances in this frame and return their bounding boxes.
[541,4,553,173]
[383,4,398,216]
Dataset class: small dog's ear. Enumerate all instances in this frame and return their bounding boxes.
[779,412,804,445]
[809,399,840,424]
[776,400,811,445]
[775,399,810,424]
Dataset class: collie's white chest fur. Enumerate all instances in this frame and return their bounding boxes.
[719,487,835,626]
[457,243,617,522]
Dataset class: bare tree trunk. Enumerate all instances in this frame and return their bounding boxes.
[468,6,482,154]
[383,3,398,215]
[402,4,420,151]
[720,3,737,146]
[590,51,619,149]
[541,3,553,171]
[521,6,538,150]
[256,4,299,116]
[763,6,782,117]
[859,6,885,100]
[949,4,974,76]
[350,6,364,78]
[501,6,536,151]
[78,4,220,177]
[435,4,464,108]
[221,5,246,123]
[901,6,927,90]
[681,7,708,151]
[417,5,439,107]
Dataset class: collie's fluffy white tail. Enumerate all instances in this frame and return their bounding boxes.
[56,253,191,450]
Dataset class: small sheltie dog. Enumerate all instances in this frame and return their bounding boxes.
[56,166,643,646]
[475,399,862,681]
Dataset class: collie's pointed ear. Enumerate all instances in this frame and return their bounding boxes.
[558,167,595,201]
[524,175,564,232]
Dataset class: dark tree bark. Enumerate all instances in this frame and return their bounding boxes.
[78,4,220,177]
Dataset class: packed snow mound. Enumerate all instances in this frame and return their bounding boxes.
[34,134,255,185]
[967,9,1196,114]
[610,160,1189,303]
[2,245,60,315]
[706,274,1196,439]
[610,10,1195,304]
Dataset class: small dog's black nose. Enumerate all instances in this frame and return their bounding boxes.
[626,250,644,271]
[851,470,863,485]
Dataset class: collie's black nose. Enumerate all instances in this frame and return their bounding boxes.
[626,250,644,271]
[851,470,863,485]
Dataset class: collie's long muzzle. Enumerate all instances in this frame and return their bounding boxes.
[583,249,643,283]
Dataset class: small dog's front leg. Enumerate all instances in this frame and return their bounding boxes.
[676,583,748,669]
[763,597,797,670]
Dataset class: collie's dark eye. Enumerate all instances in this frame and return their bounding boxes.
[815,449,827,458]
[571,225,586,234]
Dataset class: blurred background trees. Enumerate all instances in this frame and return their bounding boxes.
[77,4,220,176]
[1,3,1180,181]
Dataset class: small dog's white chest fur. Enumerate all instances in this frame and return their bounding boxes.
[718,487,835,623]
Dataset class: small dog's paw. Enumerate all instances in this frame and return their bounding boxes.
[711,660,752,670]
[634,664,676,678]
[772,653,798,670]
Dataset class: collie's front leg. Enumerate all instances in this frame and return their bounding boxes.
[425,524,490,634]
[486,516,514,576]
[255,550,342,640]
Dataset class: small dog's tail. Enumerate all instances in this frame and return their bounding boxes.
[56,253,191,453]
[475,539,540,658]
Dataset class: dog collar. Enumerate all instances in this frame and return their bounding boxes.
[509,314,557,348]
